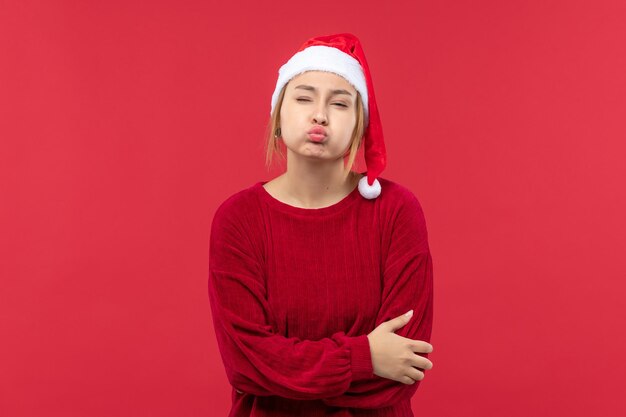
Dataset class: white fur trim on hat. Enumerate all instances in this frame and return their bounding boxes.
[270,45,369,125]
[358,175,381,199]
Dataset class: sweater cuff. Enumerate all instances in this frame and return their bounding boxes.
[347,334,374,381]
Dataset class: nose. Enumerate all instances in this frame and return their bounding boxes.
[313,104,328,125]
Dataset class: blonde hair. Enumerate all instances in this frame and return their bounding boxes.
[264,84,366,183]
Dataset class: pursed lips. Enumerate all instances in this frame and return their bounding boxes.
[307,126,327,142]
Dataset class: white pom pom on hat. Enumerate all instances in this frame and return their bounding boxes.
[270,32,387,200]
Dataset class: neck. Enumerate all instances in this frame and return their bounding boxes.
[279,152,358,208]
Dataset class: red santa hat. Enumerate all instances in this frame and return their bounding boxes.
[270,32,387,199]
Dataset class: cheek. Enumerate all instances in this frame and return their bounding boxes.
[280,106,300,126]
[341,115,358,135]
[279,106,288,123]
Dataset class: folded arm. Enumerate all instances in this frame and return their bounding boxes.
[321,190,434,409]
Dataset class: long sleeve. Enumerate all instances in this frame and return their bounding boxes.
[321,190,434,409]
[207,201,375,401]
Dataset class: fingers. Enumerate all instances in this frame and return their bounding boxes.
[384,310,414,332]
[409,340,433,354]
[400,359,431,384]
[401,375,417,385]
[405,342,433,370]
[406,367,426,382]
[409,353,433,371]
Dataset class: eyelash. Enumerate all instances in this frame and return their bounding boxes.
[296,98,348,107]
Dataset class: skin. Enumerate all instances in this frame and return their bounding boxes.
[263,70,434,386]
[367,311,434,384]
[263,70,363,208]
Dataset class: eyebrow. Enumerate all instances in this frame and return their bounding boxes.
[294,84,353,97]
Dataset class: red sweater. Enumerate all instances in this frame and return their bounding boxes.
[208,175,434,416]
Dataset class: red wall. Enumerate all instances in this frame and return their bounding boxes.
[1,1,625,416]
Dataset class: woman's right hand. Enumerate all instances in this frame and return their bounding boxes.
[366,310,433,384]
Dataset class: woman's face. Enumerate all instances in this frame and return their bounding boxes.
[279,70,358,161]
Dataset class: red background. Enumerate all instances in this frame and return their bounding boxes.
[1,1,625,416]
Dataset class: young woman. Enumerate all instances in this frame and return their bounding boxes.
[208,33,434,416]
